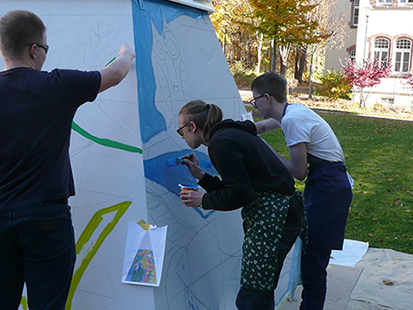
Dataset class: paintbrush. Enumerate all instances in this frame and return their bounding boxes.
[165,157,185,167]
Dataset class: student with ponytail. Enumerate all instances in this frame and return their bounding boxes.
[177,100,304,310]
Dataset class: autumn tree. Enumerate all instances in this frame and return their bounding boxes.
[250,0,320,75]
[211,0,259,71]
[342,58,392,108]
[301,0,346,98]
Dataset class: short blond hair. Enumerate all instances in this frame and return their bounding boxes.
[0,10,46,59]
[251,72,288,104]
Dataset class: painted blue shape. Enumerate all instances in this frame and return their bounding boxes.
[132,0,216,219]
[131,0,208,143]
[144,150,217,219]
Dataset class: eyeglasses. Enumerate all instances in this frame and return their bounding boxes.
[249,94,266,107]
[24,43,49,54]
[177,123,189,136]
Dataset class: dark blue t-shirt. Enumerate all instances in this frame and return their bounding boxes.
[0,67,101,210]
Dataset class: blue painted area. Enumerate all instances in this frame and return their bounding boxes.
[131,0,207,143]
[143,150,217,219]
[132,0,216,219]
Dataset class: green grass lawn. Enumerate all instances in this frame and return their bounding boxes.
[259,110,413,254]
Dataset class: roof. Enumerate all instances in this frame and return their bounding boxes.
[168,0,215,13]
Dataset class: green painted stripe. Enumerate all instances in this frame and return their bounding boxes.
[105,56,116,67]
[71,121,142,154]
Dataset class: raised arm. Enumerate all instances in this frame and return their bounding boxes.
[255,118,280,135]
[98,44,135,93]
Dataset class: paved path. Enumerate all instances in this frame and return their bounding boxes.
[281,247,413,310]
[239,90,252,99]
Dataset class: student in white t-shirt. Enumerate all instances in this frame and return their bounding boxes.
[250,72,353,310]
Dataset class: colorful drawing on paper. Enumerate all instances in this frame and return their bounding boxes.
[126,249,157,284]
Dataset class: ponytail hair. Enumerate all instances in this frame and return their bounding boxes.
[179,100,223,143]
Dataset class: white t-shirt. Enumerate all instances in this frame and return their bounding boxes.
[279,104,345,162]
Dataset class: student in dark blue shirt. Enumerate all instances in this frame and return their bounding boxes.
[0,10,135,310]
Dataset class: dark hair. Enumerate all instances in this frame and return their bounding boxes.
[251,72,288,104]
[0,10,46,59]
[179,100,223,143]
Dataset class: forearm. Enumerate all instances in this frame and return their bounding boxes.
[201,185,255,211]
[255,119,280,135]
[274,153,300,179]
[109,53,134,83]
[198,173,225,192]
[274,150,307,181]
[199,163,254,210]
[106,50,134,84]
[201,140,255,210]
[98,44,135,93]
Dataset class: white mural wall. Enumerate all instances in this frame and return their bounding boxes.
[0,1,295,309]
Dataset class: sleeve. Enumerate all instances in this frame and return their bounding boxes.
[198,173,225,192]
[200,137,255,211]
[53,69,101,108]
[282,117,311,147]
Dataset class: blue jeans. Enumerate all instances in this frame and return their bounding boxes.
[0,201,76,310]
[300,246,331,310]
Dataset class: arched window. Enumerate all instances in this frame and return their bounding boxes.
[349,47,356,62]
[373,38,390,67]
[395,39,412,72]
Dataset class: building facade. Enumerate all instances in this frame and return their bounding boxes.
[325,0,413,109]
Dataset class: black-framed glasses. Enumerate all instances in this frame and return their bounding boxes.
[177,123,189,136]
[249,94,265,107]
[24,43,49,54]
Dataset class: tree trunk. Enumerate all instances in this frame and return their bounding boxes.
[256,33,263,75]
[279,44,290,75]
[270,39,277,72]
[360,88,365,108]
[280,53,287,75]
[295,46,307,83]
[223,23,227,57]
[294,47,300,79]
[309,53,315,99]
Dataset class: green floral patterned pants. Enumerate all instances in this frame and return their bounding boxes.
[240,192,290,291]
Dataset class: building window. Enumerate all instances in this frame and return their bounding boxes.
[395,39,411,72]
[349,47,356,61]
[374,38,390,67]
[352,0,360,27]
[376,0,393,4]
[381,97,395,105]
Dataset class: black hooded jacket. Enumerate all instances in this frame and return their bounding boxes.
[199,119,295,211]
